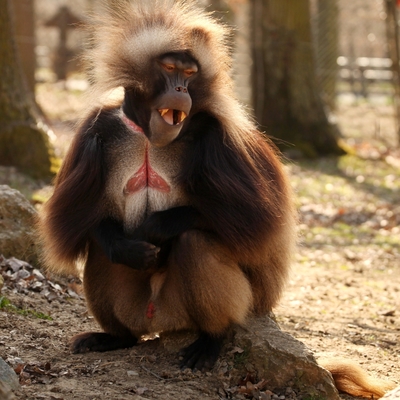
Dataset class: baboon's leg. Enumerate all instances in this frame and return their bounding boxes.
[159,230,253,370]
[71,243,149,353]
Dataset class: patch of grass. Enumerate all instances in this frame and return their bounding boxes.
[233,346,251,369]
[301,395,328,400]
[338,155,400,199]
[292,155,400,207]
[0,296,53,320]
[374,232,400,247]
[0,296,10,308]
[301,224,358,247]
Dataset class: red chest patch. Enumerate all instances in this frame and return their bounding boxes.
[146,301,156,319]
[124,143,171,194]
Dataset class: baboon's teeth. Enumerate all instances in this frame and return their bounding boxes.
[158,109,187,125]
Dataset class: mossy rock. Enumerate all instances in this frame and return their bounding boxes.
[0,124,59,180]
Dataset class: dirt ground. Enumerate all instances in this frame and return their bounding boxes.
[0,87,399,399]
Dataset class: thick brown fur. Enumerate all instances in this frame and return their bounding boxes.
[39,0,296,313]
[38,0,397,387]
[319,358,396,398]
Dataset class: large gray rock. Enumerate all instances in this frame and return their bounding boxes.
[160,317,339,399]
[230,317,339,399]
[0,357,20,393]
[0,185,38,264]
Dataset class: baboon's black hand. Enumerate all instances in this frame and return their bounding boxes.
[94,218,160,269]
[135,206,202,245]
[112,238,160,270]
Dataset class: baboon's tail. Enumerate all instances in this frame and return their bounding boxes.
[319,358,396,399]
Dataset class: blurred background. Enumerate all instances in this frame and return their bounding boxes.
[2,0,400,175]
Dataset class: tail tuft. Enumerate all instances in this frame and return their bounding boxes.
[319,358,396,399]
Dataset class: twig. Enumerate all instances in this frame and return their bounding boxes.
[140,365,176,381]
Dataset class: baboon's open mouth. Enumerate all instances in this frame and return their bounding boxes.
[158,109,187,125]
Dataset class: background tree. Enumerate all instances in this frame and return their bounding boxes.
[12,0,36,94]
[250,0,344,157]
[0,0,57,179]
[385,0,400,144]
[315,0,339,112]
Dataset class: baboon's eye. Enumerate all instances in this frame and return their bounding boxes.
[162,63,175,72]
[184,69,196,77]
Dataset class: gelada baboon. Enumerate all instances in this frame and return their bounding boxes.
[39,0,395,396]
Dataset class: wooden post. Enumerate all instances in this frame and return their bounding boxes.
[44,6,81,80]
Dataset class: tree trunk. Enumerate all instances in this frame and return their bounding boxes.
[12,0,36,94]
[250,0,344,157]
[0,0,57,179]
[315,0,339,111]
[385,0,400,146]
[205,0,252,106]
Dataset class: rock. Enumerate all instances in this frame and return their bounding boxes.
[230,317,339,399]
[383,386,400,400]
[0,185,38,264]
[159,317,339,399]
[159,330,198,353]
[0,357,20,392]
